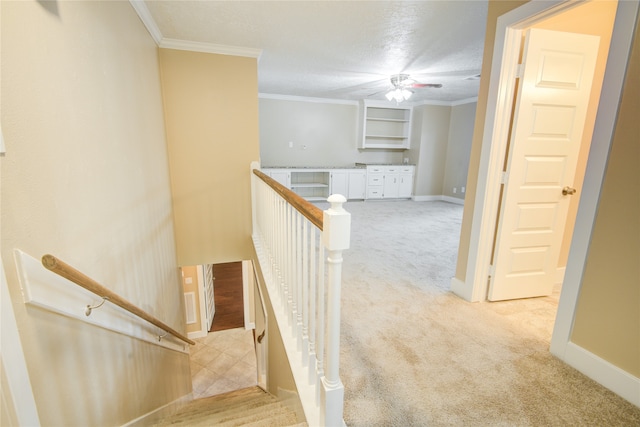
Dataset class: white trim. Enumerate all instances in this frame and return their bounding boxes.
[242,260,255,330]
[1,257,41,426]
[550,0,640,362]
[187,329,207,340]
[555,266,566,286]
[563,342,640,407]
[160,38,262,59]
[122,392,193,427]
[410,99,454,107]
[413,195,444,202]
[441,196,465,205]
[451,97,479,106]
[14,250,188,354]
[259,93,359,106]
[129,0,163,45]
[450,276,473,301]
[195,265,208,335]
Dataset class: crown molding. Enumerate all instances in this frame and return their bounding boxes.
[129,0,162,45]
[451,97,479,106]
[259,93,359,106]
[129,1,262,58]
[160,38,262,59]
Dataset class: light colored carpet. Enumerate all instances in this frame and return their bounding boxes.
[331,200,640,426]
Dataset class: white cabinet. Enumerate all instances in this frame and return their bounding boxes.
[330,170,349,198]
[290,170,330,201]
[382,166,400,198]
[267,169,291,188]
[366,165,414,199]
[366,166,385,199]
[348,170,366,200]
[398,166,415,198]
[360,101,413,149]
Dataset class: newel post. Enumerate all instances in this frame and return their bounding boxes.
[320,194,350,426]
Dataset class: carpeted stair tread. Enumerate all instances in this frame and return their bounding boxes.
[169,390,276,420]
[214,402,296,426]
[153,387,303,427]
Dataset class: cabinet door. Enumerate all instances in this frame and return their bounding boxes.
[330,171,349,198]
[398,174,413,198]
[269,170,290,188]
[383,167,399,198]
[348,171,366,200]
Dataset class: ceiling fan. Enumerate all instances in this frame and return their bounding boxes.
[386,73,442,103]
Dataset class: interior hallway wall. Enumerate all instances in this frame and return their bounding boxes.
[259,98,403,167]
[442,102,476,200]
[159,49,260,266]
[0,1,190,425]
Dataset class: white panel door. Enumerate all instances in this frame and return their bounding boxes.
[489,28,600,301]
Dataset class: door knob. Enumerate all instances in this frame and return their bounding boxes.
[562,186,577,196]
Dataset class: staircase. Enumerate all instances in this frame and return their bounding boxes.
[153,387,307,427]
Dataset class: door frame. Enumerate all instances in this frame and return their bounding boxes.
[452,0,639,404]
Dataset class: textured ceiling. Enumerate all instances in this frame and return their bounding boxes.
[145,1,489,103]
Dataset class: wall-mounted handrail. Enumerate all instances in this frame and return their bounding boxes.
[41,254,195,346]
[253,168,323,230]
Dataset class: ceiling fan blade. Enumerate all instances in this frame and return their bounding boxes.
[412,83,443,88]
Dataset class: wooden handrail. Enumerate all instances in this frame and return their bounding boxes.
[253,168,324,230]
[41,254,196,346]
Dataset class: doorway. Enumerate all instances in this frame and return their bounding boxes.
[455,0,638,402]
[210,261,245,332]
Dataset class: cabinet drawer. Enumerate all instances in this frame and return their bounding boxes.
[368,166,385,173]
[367,187,383,199]
[385,167,399,173]
[368,174,384,185]
[400,166,414,173]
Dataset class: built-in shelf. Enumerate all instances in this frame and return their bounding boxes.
[360,101,413,149]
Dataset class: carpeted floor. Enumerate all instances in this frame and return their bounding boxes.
[333,200,640,426]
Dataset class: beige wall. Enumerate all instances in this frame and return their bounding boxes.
[159,49,260,266]
[409,104,452,197]
[259,98,404,167]
[443,102,477,200]
[571,13,640,377]
[1,1,190,425]
[455,0,638,379]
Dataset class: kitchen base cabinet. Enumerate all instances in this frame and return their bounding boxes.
[330,170,349,198]
[366,165,414,199]
[348,170,366,200]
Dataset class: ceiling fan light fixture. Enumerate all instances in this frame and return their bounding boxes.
[386,87,413,103]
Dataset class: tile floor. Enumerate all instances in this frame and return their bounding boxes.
[190,327,258,399]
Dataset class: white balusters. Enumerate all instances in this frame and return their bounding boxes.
[251,163,349,427]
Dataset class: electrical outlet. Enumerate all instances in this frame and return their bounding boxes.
[185,277,192,284]
[461,186,465,193]
[453,187,457,194]
[288,141,293,148]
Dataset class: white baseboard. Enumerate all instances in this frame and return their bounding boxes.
[441,196,465,205]
[413,195,465,205]
[555,266,566,286]
[563,341,640,407]
[413,195,443,202]
[123,392,193,426]
[450,277,474,302]
[187,330,207,340]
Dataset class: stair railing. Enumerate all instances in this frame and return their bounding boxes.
[41,254,195,346]
[251,161,350,427]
